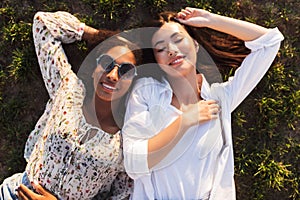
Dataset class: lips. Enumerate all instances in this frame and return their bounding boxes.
[101,82,117,92]
[169,55,185,66]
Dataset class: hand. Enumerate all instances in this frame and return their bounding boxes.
[17,183,57,200]
[181,100,220,127]
[176,7,212,28]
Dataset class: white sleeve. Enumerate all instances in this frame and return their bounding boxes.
[122,78,166,179]
[222,28,284,112]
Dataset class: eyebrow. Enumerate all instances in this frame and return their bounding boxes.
[153,32,181,47]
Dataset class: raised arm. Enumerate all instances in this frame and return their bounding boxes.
[23,11,86,162]
[177,8,284,111]
[32,11,85,99]
[82,25,118,49]
[176,7,268,41]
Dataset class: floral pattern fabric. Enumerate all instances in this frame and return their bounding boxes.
[23,11,132,200]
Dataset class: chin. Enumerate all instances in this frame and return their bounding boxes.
[95,91,112,102]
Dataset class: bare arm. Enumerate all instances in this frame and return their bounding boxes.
[82,25,118,48]
[177,7,269,41]
[147,100,220,168]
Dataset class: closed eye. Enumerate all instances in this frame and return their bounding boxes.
[156,47,166,53]
[174,38,183,43]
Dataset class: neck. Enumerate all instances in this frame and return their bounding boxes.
[167,72,200,104]
[83,95,120,134]
[94,96,113,118]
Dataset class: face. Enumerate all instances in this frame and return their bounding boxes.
[93,46,136,102]
[152,22,198,77]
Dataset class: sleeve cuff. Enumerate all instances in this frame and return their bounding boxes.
[124,139,150,179]
[76,23,85,41]
[245,27,284,51]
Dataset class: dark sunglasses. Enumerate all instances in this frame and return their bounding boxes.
[96,54,137,79]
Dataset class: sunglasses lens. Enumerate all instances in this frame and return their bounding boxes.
[98,55,114,72]
[97,54,136,79]
[119,64,136,78]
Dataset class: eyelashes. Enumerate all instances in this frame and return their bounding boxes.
[154,37,184,53]
[156,48,166,53]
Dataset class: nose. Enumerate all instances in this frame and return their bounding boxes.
[168,50,177,57]
[167,43,178,57]
[106,66,119,81]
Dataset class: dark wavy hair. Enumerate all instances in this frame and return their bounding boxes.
[139,11,251,82]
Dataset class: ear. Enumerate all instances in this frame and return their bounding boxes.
[193,39,199,53]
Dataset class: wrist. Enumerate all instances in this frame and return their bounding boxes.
[181,111,196,129]
[82,26,98,41]
[205,12,221,29]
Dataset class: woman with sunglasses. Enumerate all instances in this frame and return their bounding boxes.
[0,11,142,200]
[122,7,284,199]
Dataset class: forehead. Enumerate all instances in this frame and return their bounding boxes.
[106,46,136,63]
[152,22,188,44]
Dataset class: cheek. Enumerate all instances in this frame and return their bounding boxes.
[181,41,197,63]
[119,80,132,91]
[154,52,167,65]
[180,39,195,53]
[93,68,104,87]
[113,80,132,98]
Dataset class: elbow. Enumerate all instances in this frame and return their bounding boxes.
[32,12,45,32]
[123,154,137,179]
[33,11,45,22]
[122,139,150,179]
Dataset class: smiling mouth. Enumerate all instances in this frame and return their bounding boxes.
[101,82,117,92]
[169,56,185,66]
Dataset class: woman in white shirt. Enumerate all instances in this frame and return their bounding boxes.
[122,7,284,199]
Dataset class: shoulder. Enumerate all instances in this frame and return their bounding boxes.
[132,77,168,92]
[129,77,172,104]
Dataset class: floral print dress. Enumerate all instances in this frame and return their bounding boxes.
[21,11,132,200]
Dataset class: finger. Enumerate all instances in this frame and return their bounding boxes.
[210,107,220,115]
[180,9,192,16]
[17,189,29,200]
[209,104,220,111]
[178,10,193,21]
[32,182,57,199]
[176,12,186,19]
[205,99,218,105]
[210,114,218,120]
[184,7,194,12]
[19,183,38,199]
[32,182,47,195]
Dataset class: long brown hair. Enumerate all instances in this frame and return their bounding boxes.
[140,11,251,82]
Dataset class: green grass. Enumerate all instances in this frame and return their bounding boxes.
[0,0,299,199]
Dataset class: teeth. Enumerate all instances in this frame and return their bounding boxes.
[102,83,116,90]
[173,59,181,64]
[170,58,183,65]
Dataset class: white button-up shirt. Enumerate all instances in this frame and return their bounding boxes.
[123,28,284,200]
